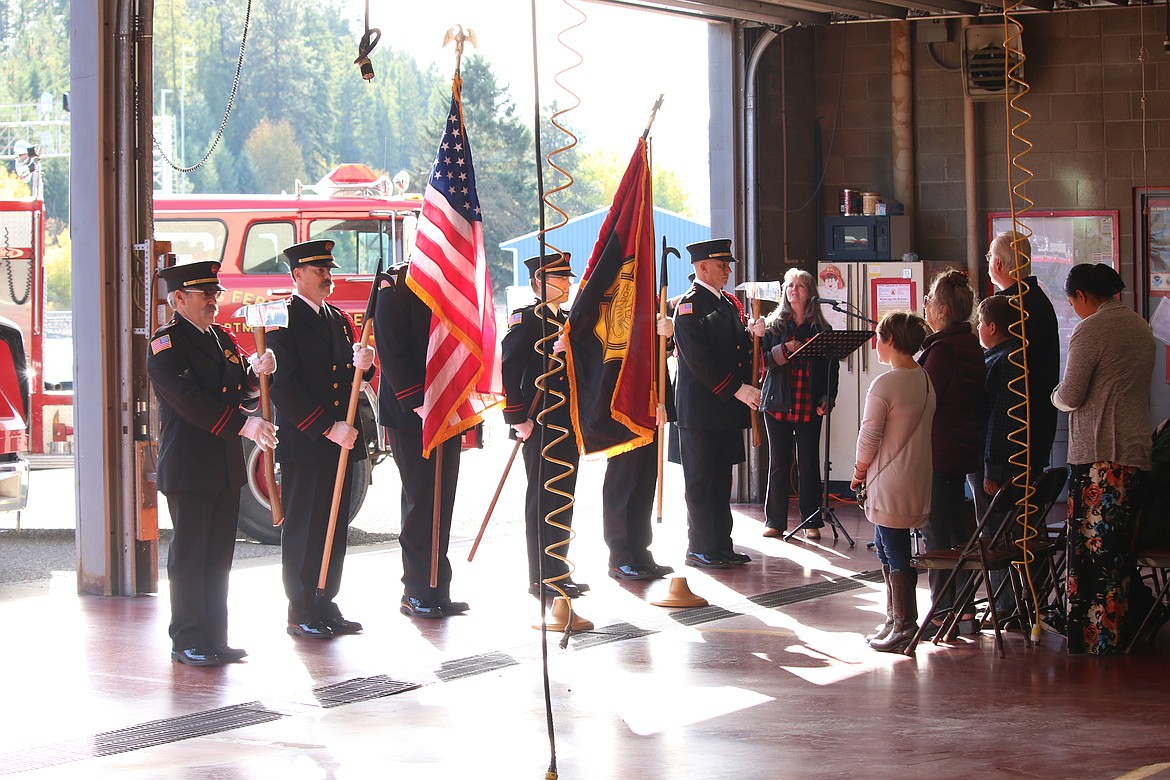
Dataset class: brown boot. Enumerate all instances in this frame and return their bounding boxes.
[865,565,894,643]
[871,568,919,653]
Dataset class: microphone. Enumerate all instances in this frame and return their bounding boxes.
[812,296,843,305]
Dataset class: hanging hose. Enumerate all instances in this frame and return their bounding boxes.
[353,0,381,81]
[997,1,1045,642]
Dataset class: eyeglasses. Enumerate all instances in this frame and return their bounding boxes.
[183,289,224,301]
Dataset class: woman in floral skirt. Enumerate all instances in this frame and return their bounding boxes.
[1053,263,1156,654]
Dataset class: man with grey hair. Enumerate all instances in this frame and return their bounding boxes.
[985,230,1061,476]
[148,260,277,666]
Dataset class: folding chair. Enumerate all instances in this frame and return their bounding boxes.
[1001,468,1069,633]
[905,483,1024,657]
[1126,548,1170,653]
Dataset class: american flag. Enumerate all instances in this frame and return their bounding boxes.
[406,79,502,456]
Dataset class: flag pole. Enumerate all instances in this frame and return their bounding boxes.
[751,295,763,449]
[657,236,678,524]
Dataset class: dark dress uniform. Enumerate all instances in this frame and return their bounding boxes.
[672,243,754,562]
[602,341,677,577]
[501,254,581,593]
[147,264,259,659]
[373,265,464,615]
[268,243,371,633]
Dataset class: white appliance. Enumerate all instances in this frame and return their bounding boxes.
[817,259,926,484]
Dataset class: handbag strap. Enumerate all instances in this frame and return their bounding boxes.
[866,370,930,488]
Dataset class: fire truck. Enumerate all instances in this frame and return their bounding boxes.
[152,164,424,544]
[0,198,37,513]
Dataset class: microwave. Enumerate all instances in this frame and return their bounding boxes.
[822,215,910,261]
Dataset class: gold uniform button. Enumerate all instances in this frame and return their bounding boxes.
[332,364,337,371]
[221,387,227,393]
[346,363,353,369]
[332,383,339,389]
[333,400,340,407]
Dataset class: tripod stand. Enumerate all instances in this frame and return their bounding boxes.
[782,329,874,547]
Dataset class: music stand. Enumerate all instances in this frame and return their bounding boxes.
[781,329,873,547]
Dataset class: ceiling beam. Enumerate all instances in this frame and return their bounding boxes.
[594,0,833,27]
[878,0,983,14]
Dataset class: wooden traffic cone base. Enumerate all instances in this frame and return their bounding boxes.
[534,596,594,632]
[650,576,709,608]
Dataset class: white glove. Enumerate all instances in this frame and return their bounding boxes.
[733,383,761,411]
[324,421,358,450]
[352,343,375,371]
[748,317,767,338]
[655,403,667,426]
[513,419,535,441]
[552,336,567,355]
[248,348,276,376]
[656,315,674,338]
[240,417,278,451]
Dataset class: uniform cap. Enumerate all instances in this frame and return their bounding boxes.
[686,238,736,264]
[158,260,225,293]
[524,251,573,280]
[283,239,338,269]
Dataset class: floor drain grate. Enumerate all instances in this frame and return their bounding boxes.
[435,650,520,682]
[569,621,654,649]
[750,571,882,610]
[0,701,284,775]
[668,605,742,626]
[312,675,421,708]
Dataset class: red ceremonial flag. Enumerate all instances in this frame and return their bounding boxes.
[564,137,657,456]
[406,77,502,457]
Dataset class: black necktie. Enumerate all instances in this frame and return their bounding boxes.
[319,305,329,323]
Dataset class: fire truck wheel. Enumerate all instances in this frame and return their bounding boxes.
[237,440,372,545]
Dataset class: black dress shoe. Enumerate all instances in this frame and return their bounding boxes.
[721,550,752,564]
[685,551,731,569]
[440,600,470,615]
[528,581,584,599]
[400,596,446,619]
[287,621,335,639]
[171,647,220,667]
[324,617,364,635]
[609,564,656,581]
[647,562,675,577]
[213,645,248,662]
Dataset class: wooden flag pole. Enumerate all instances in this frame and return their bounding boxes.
[751,297,763,449]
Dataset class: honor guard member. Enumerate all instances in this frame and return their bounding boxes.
[672,238,764,568]
[373,264,469,618]
[502,252,590,599]
[147,260,278,666]
[268,239,375,639]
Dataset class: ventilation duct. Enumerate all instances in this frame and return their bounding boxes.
[962,23,1024,100]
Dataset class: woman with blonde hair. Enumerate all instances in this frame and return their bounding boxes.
[759,267,839,539]
[919,269,985,636]
[852,311,935,651]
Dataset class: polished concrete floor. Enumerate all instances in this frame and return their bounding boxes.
[2,495,1169,780]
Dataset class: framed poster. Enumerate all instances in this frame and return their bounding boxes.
[988,210,1119,375]
[1134,188,1170,383]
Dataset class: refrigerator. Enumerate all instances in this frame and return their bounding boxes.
[817,259,926,485]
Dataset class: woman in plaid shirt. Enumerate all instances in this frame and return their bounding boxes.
[759,268,839,540]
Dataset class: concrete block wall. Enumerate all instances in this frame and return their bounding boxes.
[757,7,1170,297]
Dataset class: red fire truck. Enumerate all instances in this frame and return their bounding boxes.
[152,164,424,543]
[0,198,36,512]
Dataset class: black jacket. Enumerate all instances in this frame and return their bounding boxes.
[373,265,429,433]
[671,283,753,431]
[759,316,840,415]
[147,314,259,492]
[501,301,572,428]
[268,295,370,465]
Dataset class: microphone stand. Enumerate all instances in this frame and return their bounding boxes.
[782,306,874,547]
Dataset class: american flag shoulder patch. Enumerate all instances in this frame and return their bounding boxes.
[150,335,172,354]
[677,303,693,316]
[508,311,524,327]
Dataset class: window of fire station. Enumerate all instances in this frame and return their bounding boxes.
[309,219,402,275]
[242,221,296,274]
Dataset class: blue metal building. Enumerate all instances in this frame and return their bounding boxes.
[499,207,709,301]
